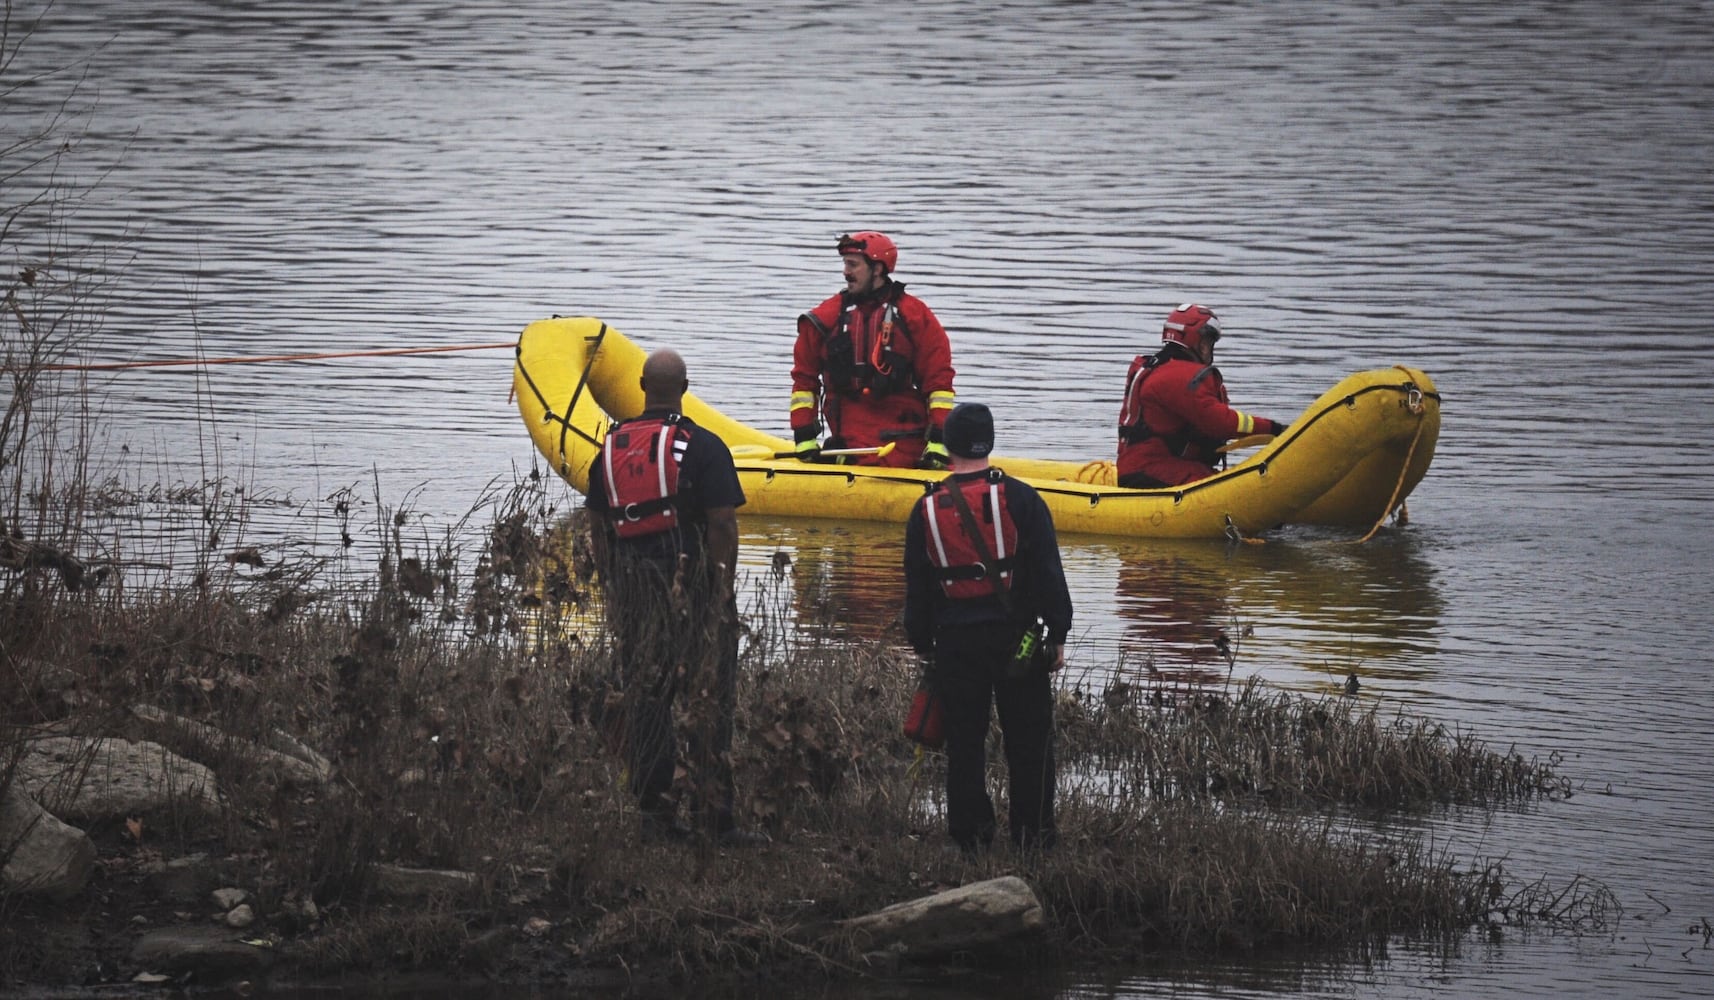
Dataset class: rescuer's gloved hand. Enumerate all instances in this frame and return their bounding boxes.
[793,422,824,463]
[1266,419,1289,436]
[918,440,950,470]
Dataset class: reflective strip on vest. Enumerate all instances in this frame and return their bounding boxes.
[601,416,689,539]
[1118,354,1153,438]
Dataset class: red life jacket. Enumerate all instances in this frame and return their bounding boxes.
[600,414,692,539]
[920,469,1018,600]
[1117,352,1227,468]
[1116,353,1159,446]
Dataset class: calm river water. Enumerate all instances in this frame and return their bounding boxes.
[9,1,1714,997]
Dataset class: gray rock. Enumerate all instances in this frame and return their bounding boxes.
[130,705,329,787]
[258,727,334,781]
[835,875,1045,958]
[212,887,250,910]
[1,784,95,899]
[140,851,210,874]
[15,736,223,822]
[280,893,319,925]
[371,863,482,901]
[129,925,273,980]
[143,853,217,905]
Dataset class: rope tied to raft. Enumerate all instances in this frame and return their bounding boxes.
[33,342,517,373]
[1224,514,1265,545]
[1355,370,1431,544]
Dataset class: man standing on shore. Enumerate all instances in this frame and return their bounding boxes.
[585,349,764,847]
[903,402,1074,855]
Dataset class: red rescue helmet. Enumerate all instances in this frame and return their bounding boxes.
[1162,303,1222,354]
[836,231,898,273]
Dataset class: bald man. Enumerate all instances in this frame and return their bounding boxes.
[586,349,762,846]
[591,350,739,596]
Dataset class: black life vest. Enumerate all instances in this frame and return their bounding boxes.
[819,283,916,398]
[600,413,692,539]
[920,469,1018,600]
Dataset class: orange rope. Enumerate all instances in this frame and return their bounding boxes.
[1351,367,1433,544]
[1356,408,1426,545]
[40,341,517,372]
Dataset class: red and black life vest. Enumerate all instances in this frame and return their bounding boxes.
[919,469,1018,600]
[810,284,916,398]
[600,413,692,539]
[1117,352,1224,458]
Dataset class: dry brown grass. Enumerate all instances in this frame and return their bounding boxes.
[0,466,1619,991]
[1056,675,1569,810]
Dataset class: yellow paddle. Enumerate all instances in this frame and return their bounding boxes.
[731,441,898,461]
[1216,433,1276,454]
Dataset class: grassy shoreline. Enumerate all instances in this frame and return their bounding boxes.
[0,476,1614,993]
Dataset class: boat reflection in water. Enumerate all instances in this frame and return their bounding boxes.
[1104,530,1445,691]
[740,517,910,643]
[740,517,1444,693]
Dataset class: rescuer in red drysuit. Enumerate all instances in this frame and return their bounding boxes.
[1116,303,1289,488]
[790,231,956,469]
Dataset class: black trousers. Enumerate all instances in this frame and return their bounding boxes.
[605,555,739,832]
[934,622,1057,851]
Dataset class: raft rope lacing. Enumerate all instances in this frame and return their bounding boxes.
[1354,371,1429,545]
[512,321,611,474]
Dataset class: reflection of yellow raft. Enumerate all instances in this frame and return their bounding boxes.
[514,317,1440,539]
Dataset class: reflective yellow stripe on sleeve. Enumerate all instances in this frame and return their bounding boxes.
[1235,412,1257,435]
[928,390,956,412]
[790,390,816,412]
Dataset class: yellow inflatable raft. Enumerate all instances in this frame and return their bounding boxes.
[513,317,1440,539]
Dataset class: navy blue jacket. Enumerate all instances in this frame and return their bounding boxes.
[903,468,1074,656]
